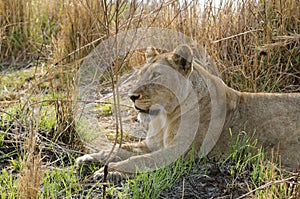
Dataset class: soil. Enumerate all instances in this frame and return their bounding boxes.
[158,160,251,199]
[71,158,253,199]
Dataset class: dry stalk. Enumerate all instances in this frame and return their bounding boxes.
[17,108,44,199]
[236,175,299,199]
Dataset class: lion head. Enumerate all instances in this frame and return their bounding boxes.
[128,45,197,116]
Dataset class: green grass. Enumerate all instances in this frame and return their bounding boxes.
[42,167,79,199]
[224,130,260,177]
[0,119,298,198]
[0,169,18,199]
[128,156,194,198]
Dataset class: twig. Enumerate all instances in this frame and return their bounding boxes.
[236,175,298,199]
[181,178,185,199]
[101,1,121,198]
[28,99,132,108]
[212,29,263,43]
[114,0,125,150]
[103,165,108,199]
[53,36,106,66]
[0,100,19,105]
[0,110,25,128]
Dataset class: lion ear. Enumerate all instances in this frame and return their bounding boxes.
[145,47,159,63]
[172,44,194,76]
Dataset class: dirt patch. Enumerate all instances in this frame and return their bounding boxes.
[159,159,251,199]
[0,119,80,172]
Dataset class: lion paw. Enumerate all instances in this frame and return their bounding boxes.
[93,168,126,184]
[76,154,99,166]
[76,151,112,166]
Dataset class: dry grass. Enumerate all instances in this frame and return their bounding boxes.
[1,0,299,90]
[17,111,44,199]
[0,0,299,198]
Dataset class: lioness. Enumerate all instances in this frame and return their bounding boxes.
[77,44,300,179]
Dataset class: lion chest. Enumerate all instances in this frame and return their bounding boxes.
[144,112,176,151]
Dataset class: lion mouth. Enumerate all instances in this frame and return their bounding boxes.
[134,105,160,115]
[135,105,149,113]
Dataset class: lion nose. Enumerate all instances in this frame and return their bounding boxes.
[129,94,140,102]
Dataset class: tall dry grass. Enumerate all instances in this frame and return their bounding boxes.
[1,0,299,90]
[17,110,44,199]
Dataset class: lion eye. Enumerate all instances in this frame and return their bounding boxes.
[150,72,160,80]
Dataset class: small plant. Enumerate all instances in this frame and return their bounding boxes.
[124,156,190,198]
[96,103,112,116]
[224,129,261,177]
[0,132,5,148]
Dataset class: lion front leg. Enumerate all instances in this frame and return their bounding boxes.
[76,141,153,183]
[76,140,150,167]
[121,140,151,154]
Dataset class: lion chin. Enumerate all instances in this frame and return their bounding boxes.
[76,44,300,181]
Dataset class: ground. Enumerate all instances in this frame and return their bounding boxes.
[0,66,299,198]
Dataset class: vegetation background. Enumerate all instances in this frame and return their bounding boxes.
[0,0,299,198]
